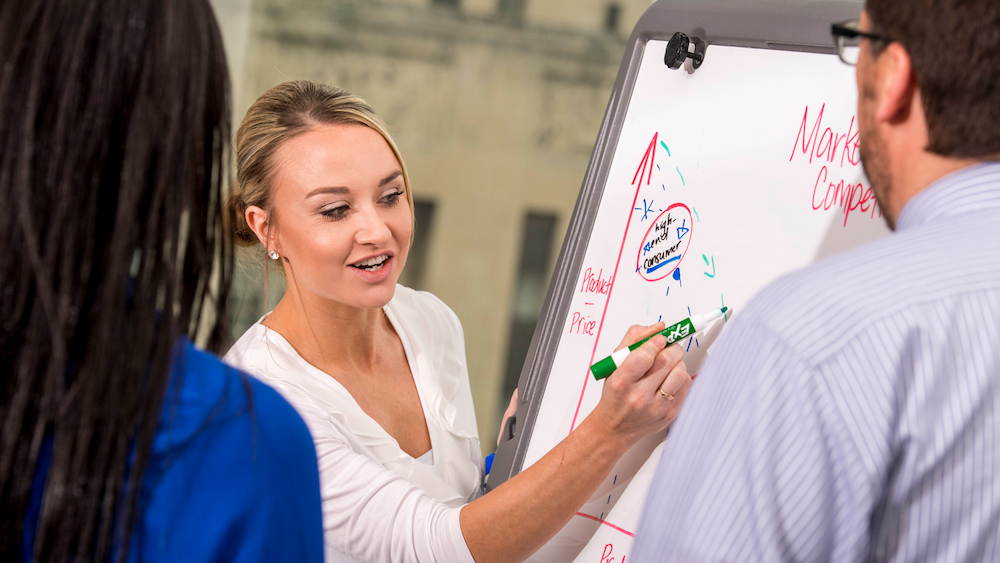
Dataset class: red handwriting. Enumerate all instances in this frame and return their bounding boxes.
[789,104,883,225]
[570,312,597,336]
[789,104,860,168]
[580,268,614,296]
[812,165,882,225]
[599,543,625,563]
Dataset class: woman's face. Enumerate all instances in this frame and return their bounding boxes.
[268,123,412,310]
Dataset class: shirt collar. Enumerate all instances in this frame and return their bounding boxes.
[896,161,1000,231]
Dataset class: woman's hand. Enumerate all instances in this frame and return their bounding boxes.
[589,323,692,445]
[461,323,691,563]
[496,388,517,447]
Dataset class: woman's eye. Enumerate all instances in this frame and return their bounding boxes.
[320,205,349,220]
[381,190,403,206]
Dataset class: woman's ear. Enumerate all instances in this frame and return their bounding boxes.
[245,205,279,254]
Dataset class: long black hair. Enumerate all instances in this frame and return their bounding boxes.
[0,0,233,560]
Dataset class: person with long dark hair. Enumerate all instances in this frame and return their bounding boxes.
[0,1,323,562]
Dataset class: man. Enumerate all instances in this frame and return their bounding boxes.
[632,0,1000,561]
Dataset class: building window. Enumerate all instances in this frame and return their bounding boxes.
[500,212,557,427]
[397,199,437,290]
[497,0,525,25]
[605,3,621,34]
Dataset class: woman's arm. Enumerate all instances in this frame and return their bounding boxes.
[462,327,691,563]
[245,322,687,563]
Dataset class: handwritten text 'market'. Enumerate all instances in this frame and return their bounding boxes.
[790,103,882,225]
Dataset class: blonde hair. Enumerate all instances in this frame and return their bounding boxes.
[226,80,415,253]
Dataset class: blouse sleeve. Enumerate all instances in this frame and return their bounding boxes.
[272,383,476,563]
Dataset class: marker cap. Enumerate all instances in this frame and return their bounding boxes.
[590,355,618,380]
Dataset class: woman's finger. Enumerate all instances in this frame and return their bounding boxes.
[496,389,518,447]
[656,362,692,425]
[612,335,667,385]
[615,322,665,351]
[640,343,685,384]
[658,361,691,399]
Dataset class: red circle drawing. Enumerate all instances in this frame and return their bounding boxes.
[635,203,692,281]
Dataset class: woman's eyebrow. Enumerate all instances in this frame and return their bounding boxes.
[305,171,401,198]
[305,186,349,198]
[379,170,402,187]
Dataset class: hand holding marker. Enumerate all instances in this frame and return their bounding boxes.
[590,307,728,380]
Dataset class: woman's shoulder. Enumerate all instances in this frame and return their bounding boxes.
[223,322,313,385]
[388,285,464,342]
[390,284,454,313]
[222,322,335,402]
[223,321,270,369]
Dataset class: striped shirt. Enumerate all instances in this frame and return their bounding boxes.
[632,162,1000,562]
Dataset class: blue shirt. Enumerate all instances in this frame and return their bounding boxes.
[23,339,324,563]
[633,162,1000,562]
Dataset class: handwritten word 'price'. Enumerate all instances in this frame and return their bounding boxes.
[570,312,597,336]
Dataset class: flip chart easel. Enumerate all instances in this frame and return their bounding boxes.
[486,1,884,561]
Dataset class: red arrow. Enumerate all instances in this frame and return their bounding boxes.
[631,132,658,186]
[570,131,660,433]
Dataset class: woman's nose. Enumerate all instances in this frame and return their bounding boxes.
[355,205,392,245]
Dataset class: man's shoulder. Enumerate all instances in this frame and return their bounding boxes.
[743,213,1000,362]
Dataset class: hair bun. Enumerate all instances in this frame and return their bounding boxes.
[225,183,259,247]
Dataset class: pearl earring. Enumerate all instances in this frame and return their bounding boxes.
[268,250,279,260]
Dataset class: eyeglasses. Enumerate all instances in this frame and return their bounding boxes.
[831,19,888,65]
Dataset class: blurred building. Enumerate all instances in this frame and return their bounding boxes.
[213,0,654,453]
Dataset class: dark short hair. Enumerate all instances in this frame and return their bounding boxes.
[867,0,1000,158]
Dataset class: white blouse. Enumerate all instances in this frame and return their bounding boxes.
[224,286,482,563]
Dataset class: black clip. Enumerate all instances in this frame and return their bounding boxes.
[664,32,706,70]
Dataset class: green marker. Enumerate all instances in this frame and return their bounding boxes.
[590,307,728,380]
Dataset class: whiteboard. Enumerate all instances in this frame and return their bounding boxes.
[516,42,890,563]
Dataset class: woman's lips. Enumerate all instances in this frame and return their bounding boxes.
[349,255,394,283]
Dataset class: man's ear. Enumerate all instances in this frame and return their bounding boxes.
[245,205,279,254]
[875,42,918,125]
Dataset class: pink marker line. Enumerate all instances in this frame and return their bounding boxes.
[570,132,658,432]
[574,512,635,538]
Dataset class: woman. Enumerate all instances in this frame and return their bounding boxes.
[225,80,691,563]
[0,1,323,562]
